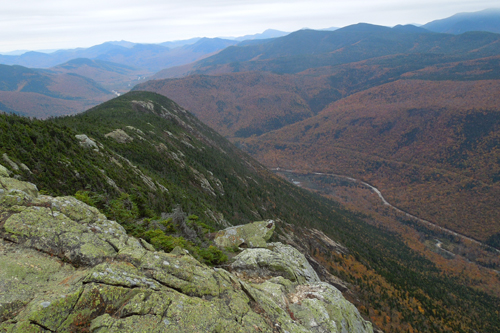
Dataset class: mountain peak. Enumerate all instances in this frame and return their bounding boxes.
[423,8,500,34]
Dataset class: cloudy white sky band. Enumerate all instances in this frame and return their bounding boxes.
[0,0,498,53]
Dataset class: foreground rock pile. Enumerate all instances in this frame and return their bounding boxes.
[0,166,373,332]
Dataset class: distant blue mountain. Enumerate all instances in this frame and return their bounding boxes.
[231,29,290,41]
[423,8,500,34]
[159,38,201,49]
[0,38,237,72]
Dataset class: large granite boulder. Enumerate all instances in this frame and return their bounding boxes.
[105,129,133,144]
[214,219,275,248]
[75,134,99,151]
[230,242,321,284]
[0,174,373,333]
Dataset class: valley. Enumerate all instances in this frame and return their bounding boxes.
[1,8,500,332]
[1,92,500,332]
[274,168,499,253]
[129,20,500,331]
[0,38,241,117]
[239,79,500,243]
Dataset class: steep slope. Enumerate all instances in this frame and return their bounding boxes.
[423,8,500,34]
[134,26,500,254]
[0,178,373,333]
[1,92,499,332]
[0,64,113,117]
[241,79,500,243]
[138,72,329,138]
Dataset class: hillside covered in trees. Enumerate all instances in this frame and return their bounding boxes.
[1,92,500,332]
[136,24,500,249]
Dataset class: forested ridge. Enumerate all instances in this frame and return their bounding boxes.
[137,27,500,251]
[1,91,499,332]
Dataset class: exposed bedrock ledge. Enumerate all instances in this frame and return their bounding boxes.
[0,171,372,333]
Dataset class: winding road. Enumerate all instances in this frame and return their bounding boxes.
[272,168,500,255]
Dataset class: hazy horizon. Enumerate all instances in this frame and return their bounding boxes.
[0,1,498,53]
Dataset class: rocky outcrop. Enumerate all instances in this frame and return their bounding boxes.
[104,129,133,143]
[214,219,275,248]
[230,242,320,284]
[75,134,99,151]
[0,173,373,333]
[1,155,18,171]
[274,221,350,292]
[0,165,9,178]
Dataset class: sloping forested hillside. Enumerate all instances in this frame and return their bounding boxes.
[135,24,500,250]
[1,91,500,332]
[241,79,500,243]
[0,64,114,117]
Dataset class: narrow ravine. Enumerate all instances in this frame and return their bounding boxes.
[272,168,500,255]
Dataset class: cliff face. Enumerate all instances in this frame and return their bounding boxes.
[0,171,373,333]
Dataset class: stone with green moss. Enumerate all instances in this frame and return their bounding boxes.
[25,287,84,331]
[140,251,220,297]
[0,177,38,199]
[214,220,275,248]
[230,243,320,284]
[57,284,134,332]
[3,205,117,266]
[0,239,84,323]
[50,196,103,224]
[84,262,159,290]
[0,320,51,332]
[0,189,33,208]
[116,237,148,264]
[0,164,9,177]
[288,283,373,332]
[0,177,373,333]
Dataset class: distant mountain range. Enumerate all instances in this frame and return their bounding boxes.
[1,9,500,332]
[0,37,244,116]
[139,24,500,135]
[0,38,239,72]
[423,8,500,34]
[226,28,290,41]
[151,22,500,80]
[135,21,500,246]
[49,58,151,92]
[0,64,113,117]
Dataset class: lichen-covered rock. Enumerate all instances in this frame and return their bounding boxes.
[0,238,85,323]
[214,219,275,248]
[139,251,220,297]
[84,262,160,290]
[0,177,38,200]
[2,154,18,171]
[75,134,99,150]
[3,204,118,266]
[288,283,374,333]
[230,242,320,284]
[0,177,373,333]
[0,164,10,177]
[105,129,133,143]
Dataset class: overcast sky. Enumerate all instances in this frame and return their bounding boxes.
[0,0,498,53]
